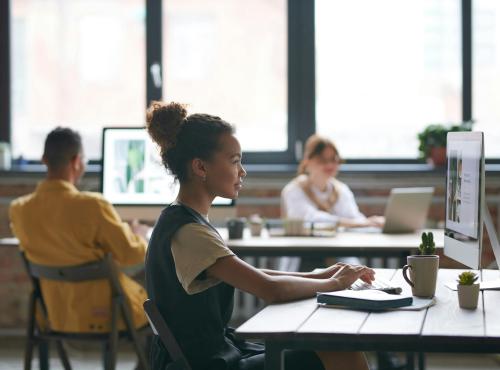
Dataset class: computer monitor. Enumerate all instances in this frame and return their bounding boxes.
[101,127,235,222]
[444,131,485,269]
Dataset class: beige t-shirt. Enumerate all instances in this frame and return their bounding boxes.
[171,223,235,295]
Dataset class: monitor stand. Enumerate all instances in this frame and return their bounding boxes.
[480,208,500,289]
[445,207,500,291]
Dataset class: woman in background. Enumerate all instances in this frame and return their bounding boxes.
[144,102,373,370]
[280,134,385,271]
[282,134,384,228]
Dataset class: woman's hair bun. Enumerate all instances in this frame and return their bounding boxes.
[146,101,188,150]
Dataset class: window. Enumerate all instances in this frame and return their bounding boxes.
[473,0,500,158]
[11,0,145,160]
[162,0,287,152]
[315,0,461,158]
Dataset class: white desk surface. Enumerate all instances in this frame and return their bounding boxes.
[236,268,500,369]
[1,229,444,255]
[222,229,444,256]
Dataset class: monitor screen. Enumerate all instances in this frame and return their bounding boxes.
[101,127,234,206]
[444,131,484,269]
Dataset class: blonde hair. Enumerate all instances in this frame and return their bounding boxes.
[297,134,341,175]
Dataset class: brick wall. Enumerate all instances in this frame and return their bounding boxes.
[1,169,500,331]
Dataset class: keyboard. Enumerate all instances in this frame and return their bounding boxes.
[350,278,402,295]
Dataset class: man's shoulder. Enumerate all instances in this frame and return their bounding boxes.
[10,192,36,211]
[71,191,110,209]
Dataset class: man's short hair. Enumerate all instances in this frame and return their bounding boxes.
[43,127,83,169]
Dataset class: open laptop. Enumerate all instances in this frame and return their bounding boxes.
[349,187,434,234]
[382,187,434,233]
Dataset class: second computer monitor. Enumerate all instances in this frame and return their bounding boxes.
[101,127,234,209]
[444,131,485,269]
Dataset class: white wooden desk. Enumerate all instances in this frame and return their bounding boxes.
[223,229,444,266]
[235,268,500,370]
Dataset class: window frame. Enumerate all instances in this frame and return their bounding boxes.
[3,0,500,168]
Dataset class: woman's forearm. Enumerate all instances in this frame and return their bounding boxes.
[260,268,316,278]
[266,275,341,303]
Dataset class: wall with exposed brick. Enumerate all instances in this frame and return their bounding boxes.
[1,168,500,332]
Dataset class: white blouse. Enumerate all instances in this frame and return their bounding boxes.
[281,174,366,224]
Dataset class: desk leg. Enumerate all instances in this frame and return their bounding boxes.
[265,341,283,370]
[400,252,409,267]
[405,352,415,370]
[418,352,426,370]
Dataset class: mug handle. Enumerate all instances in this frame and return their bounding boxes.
[402,264,414,287]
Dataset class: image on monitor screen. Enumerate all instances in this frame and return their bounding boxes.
[444,131,484,269]
[445,137,481,239]
[101,127,233,206]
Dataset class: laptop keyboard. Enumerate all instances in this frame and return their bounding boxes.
[350,278,402,295]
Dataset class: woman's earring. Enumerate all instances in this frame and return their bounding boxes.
[202,175,207,182]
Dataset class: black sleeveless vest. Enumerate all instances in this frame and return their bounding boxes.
[145,204,247,370]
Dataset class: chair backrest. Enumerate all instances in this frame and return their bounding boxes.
[28,256,111,281]
[20,252,129,333]
[21,253,124,295]
[143,299,192,370]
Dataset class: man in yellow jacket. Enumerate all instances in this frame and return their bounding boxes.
[10,127,148,333]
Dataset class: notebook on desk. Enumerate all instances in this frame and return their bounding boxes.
[347,187,434,234]
[317,289,413,310]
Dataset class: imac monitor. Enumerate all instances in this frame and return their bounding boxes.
[444,131,485,269]
[101,127,234,221]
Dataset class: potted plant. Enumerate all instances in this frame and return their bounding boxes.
[402,232,440,297]
[417,121,473,166]
[457,271,480,309]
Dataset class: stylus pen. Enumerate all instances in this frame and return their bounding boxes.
[378,287,403,295]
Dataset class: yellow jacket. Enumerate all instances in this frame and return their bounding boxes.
[9,180,148,333]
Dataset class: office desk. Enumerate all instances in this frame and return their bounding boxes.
[235,268,500,370]
[224,229,444,266]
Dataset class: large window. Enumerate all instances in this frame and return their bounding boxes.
[315,0,461,158]
[11,0,145,159]
[5,1,499,163]
[162,0,287,152]
[473,0,500,158]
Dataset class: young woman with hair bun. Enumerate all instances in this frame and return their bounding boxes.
[144,101,373,370]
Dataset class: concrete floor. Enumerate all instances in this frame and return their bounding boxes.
[0,338,499,370]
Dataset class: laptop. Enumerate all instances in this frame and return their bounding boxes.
[382,187,434,233]
[349,187,434,234]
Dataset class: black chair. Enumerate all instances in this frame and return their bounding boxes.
[21,252,149,370]
[143,299,191,370]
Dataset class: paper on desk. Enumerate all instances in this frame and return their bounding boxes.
[445,280,500,291]
[386,296,436,311]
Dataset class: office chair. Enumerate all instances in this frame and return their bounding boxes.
[21,252,149,370]
[143,299,192,370]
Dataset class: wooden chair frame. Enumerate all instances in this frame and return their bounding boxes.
[143,299,191,370]
[21,252,149,370]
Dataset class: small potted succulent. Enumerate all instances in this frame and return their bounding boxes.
[457,271,480,309]
[419,231,436,255]
[402,232,440,297]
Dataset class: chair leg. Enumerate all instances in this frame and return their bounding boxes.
[55,340,72,370]
[120,305,148,370]
[38,342,49,370]
[102,341,112,370]
[23,339,35,370]
[24,293,37,370]
[106,301,119,370]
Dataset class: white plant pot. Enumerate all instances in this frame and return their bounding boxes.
[457,283,480,309]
